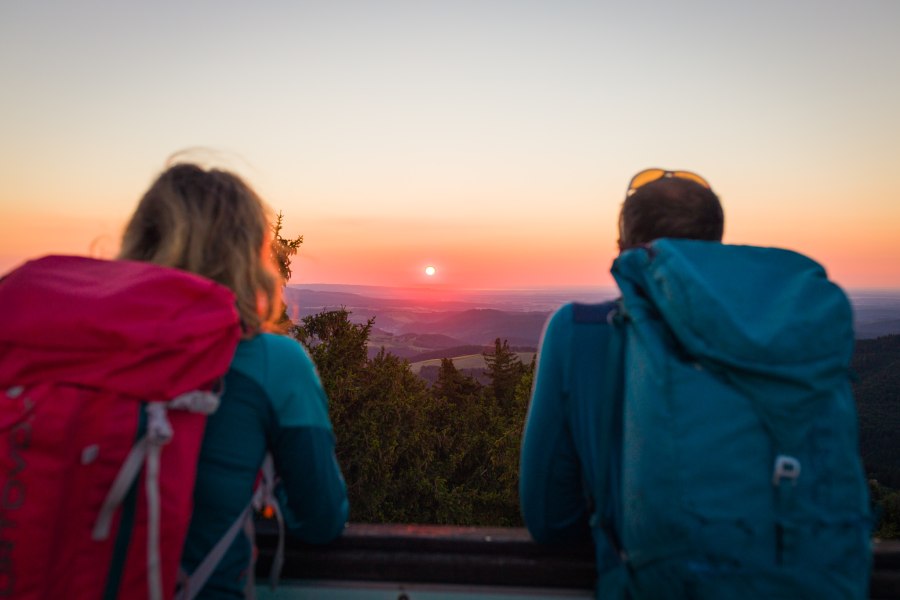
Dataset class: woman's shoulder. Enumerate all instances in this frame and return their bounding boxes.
[231,333,319,391]
[235,332,314,368]
[241,331,306,351]
[232,333,330,427]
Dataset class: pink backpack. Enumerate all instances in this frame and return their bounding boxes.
[0,256,241,599]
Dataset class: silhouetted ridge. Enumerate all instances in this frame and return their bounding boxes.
[397,308,549,346]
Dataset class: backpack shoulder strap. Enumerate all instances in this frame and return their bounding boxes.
[572,300,625,557]
[572,301,616,324]
[584,301,626,561]
[176,454,285,600]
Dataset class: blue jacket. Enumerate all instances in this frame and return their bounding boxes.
[519,301,622,573]
[181,333,349,599]
[521,240,870,598]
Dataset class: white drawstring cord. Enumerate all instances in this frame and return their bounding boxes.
[90,391,221,600]
[144,402,172,600]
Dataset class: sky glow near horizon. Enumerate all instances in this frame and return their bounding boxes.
[1,1,898,290]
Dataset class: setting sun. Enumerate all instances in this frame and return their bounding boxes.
[0,3,899,292]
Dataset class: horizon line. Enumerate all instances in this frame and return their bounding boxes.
[288,282,900,294]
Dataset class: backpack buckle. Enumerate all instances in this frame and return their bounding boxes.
[772,454,801,486]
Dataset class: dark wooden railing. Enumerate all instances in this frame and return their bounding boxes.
[256,523,900,599]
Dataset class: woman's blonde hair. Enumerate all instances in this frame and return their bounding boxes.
[119,162,282,335]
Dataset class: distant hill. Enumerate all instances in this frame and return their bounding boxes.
[408,345,491,362]
[397,308,549,347]
[856,319,900,340]
[407,343,539,363]
[366,330,468,359]
[392,332,467,349]
[853,334,900,488]
[409,352,536,374]
[402,331,900,487]
[417,365,487,386]
[850,291,900,339]
[286,286,900,484]
[412,352,537,386]
[284,287,479,314]
[409,344,489,363]
[284,287,555,346]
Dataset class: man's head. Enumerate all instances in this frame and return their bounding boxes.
[617,169,724,252]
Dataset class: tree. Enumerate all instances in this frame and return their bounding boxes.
[294,308,372,420]
[347,349,436,522]
[270,211,303,329]
[271,211,303,282]
[432,358,482,405]
[483,338,527,408]
[870,480,900,539]
[294,309,443,523]
[272,219,536,526]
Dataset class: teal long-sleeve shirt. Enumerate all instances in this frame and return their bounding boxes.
[520,302,622,575]
[181,333,349,598]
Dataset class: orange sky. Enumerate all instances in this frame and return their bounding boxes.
[1,163,898,291]
[1,2,898,291]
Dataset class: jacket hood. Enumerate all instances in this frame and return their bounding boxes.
[0,255,241,400]
[611,239,854,451]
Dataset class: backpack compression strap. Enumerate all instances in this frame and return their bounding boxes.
[175,453,285,600]
[593,303,626,560]
[575,302,626,564]
[92,391,221,600]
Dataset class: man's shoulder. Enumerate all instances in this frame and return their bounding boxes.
[543,301,618,342]
[568,300,618,324]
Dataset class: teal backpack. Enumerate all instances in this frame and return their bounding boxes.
[603,239,871,599]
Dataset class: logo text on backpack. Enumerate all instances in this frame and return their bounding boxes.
[0,391,34,596]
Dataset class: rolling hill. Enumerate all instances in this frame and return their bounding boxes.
[366,330,469,359]
[396,308,549,346]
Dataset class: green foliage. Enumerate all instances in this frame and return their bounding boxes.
[483,338,528,409]
[275,231,530,525]
[271,211,303,282]
[295,308,371,396]
[270,212,303,329]
[853,335,900,539]
[290,306,900,536]
[853,335,900,524]
[340,349,437,523]
[869,480,900,539]
[291,309,530,526]
[276,234,897,533]
[432,358,481,403]
[426,355,531,526]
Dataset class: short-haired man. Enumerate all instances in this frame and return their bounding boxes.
[519,169,870,598]
[616,170,723,251]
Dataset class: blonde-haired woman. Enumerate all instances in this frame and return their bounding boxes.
[121,163,348,598]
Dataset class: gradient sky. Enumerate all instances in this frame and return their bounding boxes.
[1,1,898,290]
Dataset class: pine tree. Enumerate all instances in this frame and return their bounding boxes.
[483,338,525,408]
[270,211,303,330]
[271,211,303,282]
[294,309,372,419]
[271,218,534,526]
[432,358,481,405]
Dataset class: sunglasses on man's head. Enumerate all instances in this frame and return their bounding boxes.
[626,168,711,196]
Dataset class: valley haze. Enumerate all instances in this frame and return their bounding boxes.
[285,284,900,361]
